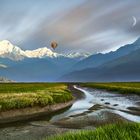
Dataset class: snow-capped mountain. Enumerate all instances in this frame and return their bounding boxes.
[0,40,89,61]
[0,40,61,60]
[66,52,90,60]
[24,47,61,58]
[0,40,25,60]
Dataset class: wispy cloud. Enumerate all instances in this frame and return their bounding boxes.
[0,0,140,53]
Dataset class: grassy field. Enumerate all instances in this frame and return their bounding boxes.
[47,123,140,140]
[0,83,73,111]
[81,82,140,94]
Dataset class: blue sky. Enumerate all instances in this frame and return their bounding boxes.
[0,0,140,54]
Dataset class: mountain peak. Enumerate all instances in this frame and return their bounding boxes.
[0,40,15,50]
[0,40,90,61]
[66,52,90,60]
[0,40,61,60]
[0,40,25,60]
[24,47,60,58]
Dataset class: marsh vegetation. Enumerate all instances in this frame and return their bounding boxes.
[81,82,140,94]
[0,83,73,111]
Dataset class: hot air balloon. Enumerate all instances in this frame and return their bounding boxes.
[51,41,58,50]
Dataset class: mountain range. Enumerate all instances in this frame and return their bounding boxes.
[72,38,140,71]
[0,40,90,61]
[0,40,89,82]
[59,38,140,82]
[0,38,140,82]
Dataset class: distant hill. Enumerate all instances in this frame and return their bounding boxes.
[59,48,140,82]
[0,57,79,82]
[72,38,140,71]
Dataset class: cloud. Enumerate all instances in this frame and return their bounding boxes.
[0,0,140,54]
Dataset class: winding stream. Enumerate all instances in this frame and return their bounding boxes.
[65,86,140,122]
[0,85,140,140]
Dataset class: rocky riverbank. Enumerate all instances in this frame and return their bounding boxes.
[0,84,83,125]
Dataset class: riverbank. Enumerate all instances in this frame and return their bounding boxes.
[0,83,82,124]
[0,100,74,124]
[67,84,85,100]
[80,82,140,95]
[46,84,140,140]
[51,85,140,130]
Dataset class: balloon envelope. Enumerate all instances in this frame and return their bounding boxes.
[51,41,58,50]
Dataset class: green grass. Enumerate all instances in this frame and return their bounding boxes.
[0,83,64,93]
[47,123,140,140]
[0,83,73,111]
[81,82,140,94]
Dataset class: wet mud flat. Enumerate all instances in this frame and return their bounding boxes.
[51,86,140,130]
[0,86,140,140]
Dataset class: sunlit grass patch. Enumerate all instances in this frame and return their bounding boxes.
[0,83,73,111]
[47,123,140,140]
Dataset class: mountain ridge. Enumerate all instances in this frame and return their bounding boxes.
[0,40,89,61]
[59,48,140,82]
[73,38,140,71]
[0,38,140,82]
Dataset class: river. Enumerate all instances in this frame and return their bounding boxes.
[0,85,140,140]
